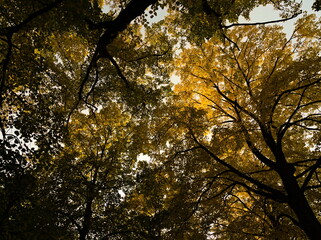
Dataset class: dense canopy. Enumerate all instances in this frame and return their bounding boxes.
[1,0,321,239]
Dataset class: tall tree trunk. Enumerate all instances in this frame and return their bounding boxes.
[268,132,321,240]
[79,197,94,240]
[281,171,321,240]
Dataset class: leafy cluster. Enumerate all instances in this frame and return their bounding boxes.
[1,0,321,240]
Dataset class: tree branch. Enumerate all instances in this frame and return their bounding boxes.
[223,12,301,29]
[104,51,131,88]
[277,213,300,227]
[78,0,157,105]
[0,0,64,35]
[190,131,287,202]
[300,157,321,191]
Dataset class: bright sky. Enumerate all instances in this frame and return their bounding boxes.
[103,1,321,35]
[101,1,321,86]
[243,0,321,37]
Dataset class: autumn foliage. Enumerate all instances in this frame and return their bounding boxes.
[1,1,321,239]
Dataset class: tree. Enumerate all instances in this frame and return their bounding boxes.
[171,14,321,239]
[0,1,170,237]
[2,102,155,239]
[0,0,314,239]
[37,104,151,240]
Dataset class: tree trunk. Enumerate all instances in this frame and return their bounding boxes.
[281,172,321,240]
[79,197,93,240]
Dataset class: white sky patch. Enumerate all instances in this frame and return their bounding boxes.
[239,0,321,38]
[101,2,167,24]
[146,6,167,24]
[205,131,213,142]
[80,108,90,115]
[80,105,103,115]
[101,3,110,14]
[170,73,181,85]
[118,189,126,199]
[137,153,151,162]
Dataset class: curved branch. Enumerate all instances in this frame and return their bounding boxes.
[277,213,300,227]
[77,0,157,105]
[300,157,321,191]
[104,51,131,88]
[0,0,64,35]
[271,79,321,120]
[190,132,287,202]
[223,12,301,29]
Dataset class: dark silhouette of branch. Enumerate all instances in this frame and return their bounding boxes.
[0,0,64,35]
[300,158,321,190]
[78,0,157,104]
[223,12,301,29]
[305,184,321,190]
[0,0,64,107]
[104,51,131,88]
[0,35,12,103]
[78,49,100,101]
[222,32,240,50]
[237,113,277,170]
[189,131,287,203]
[277,213,300,227]
[293,158,321,167]
[84,66,100,104]
[126,49,170,63]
